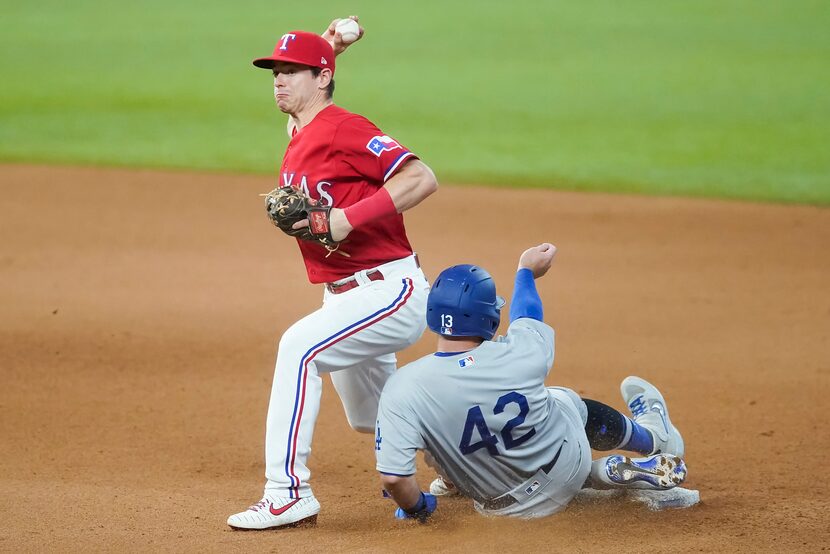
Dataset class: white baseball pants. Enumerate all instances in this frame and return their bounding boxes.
[263,255,429,499]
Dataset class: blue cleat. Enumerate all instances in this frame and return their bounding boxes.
[605,454,687,490]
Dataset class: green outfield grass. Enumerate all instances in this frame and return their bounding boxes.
[1,1,828,204]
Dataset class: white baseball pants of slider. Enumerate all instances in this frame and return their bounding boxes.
[263,254,429,499]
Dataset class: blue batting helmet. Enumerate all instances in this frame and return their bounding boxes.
[426,264,505,340]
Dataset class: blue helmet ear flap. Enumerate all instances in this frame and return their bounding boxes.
[426,265,502,340]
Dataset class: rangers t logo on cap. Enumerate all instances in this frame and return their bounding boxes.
[279,33,296,51]
[253,30,336,74]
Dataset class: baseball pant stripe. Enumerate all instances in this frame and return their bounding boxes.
[284,278,415,497]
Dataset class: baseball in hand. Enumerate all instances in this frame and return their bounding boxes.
[335,18,360,44]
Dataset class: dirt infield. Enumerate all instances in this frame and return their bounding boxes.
[1,165,828,552]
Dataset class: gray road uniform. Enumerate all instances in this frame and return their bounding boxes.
[375,318,592,518]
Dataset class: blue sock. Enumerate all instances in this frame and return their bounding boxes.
[621,417,654,455]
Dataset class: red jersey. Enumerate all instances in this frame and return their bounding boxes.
[280,105,418,284]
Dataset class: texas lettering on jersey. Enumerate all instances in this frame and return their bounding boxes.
[281,172,334,206]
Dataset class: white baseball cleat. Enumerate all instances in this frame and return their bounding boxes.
[429,476,459,497]
[227,495,320,530]
[604,453,687,490]
[621,376,685,457]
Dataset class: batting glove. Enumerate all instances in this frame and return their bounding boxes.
[394,492,437,522]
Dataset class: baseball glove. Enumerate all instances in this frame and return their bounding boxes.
[261,186,347,256]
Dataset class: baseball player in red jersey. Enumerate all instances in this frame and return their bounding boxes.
[227,20,438,530]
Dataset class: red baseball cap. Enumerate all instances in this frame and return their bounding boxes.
[253,31,335,74]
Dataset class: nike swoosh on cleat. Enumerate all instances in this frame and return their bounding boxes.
[269,499,300,516]
[651,404,670,433]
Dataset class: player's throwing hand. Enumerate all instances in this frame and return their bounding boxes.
[518,243,557,278]
[322,16,364,55]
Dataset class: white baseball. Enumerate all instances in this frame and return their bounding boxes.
[335,18,360,44]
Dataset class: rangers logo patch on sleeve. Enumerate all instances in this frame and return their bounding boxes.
[366,135,402,157]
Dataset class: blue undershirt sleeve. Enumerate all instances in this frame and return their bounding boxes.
[509,268,544,323]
